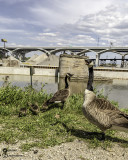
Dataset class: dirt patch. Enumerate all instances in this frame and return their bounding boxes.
[0,139,128,160]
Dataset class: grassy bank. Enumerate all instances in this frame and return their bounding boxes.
[0,85,128,151]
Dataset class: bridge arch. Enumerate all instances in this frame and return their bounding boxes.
[11,48,50,55]
[49,48,75,55]
[0,48,11,58]
[36,48,50,56]
[95,49,128,66]
[11,48,51,60]
[76,49,95,56]
[0,48,11,53]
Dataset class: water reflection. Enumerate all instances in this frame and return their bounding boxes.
[94,80,128,109]
[0,75,58,94]
[0,75,128,109]
[58,78,87,95]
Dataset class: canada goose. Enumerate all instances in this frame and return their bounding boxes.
[19,107,27,117]
[83,60,128,140]
[29,103,40,115]
[42,73,73,111]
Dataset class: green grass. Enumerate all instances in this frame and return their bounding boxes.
[0,84,128,151]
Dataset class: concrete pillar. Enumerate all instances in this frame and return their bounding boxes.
[0,50,6,58]
[22,53,25,62]
[19,54,22,61]
[96,53,100,67]
[15,53,19,59]
[18,52,26,62]
[58,77,87,95]
[121,55,125,68]
[59,54,89,80]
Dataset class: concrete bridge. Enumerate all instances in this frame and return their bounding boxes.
[0,46,128,67]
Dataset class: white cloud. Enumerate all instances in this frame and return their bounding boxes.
[0,28,24,33]
[0,16,17,24]
[24,2,128,47]
[9,43,16,46]
[0,15,44,27]
[38,33,57,37]
[61,3,128,46]
[57,42,63,46]
[29,0,113,25]
[1,0,128,47]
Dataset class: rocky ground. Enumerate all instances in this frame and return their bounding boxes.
[0,138,128,160]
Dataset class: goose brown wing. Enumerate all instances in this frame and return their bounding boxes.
[84,104,112,130]
[88,98,128,130]
[48,89,69,103]
[110,112,128,129]
[92,98,120,111]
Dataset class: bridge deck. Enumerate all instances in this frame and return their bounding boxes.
[1,46,128,52]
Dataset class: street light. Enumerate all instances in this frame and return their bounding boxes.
[1,39,7,57]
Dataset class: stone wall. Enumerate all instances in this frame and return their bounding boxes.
[59,54,89,80]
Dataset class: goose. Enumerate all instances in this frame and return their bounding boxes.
[42,73,73,111]
[19,107,27,117]
[29,103,40,115]
[83,60,128,140]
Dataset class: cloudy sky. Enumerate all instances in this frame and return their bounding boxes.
[0,0,128,48]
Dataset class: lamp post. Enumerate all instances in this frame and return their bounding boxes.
[1,39,7,57]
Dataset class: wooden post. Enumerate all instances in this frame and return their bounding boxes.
[30,66,35,87]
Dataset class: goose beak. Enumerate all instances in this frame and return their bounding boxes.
[67,73,74,77]
[66,73,74,81]
[85,59,93,68]
[70,73,74,77]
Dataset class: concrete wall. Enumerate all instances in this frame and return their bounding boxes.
[94,67,128,80]
[1,66,128,80]
[0,66,59,76]
[0,74,58,83]
[0,67,29,75]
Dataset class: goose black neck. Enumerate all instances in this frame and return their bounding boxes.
[65,75,69,88]
[87,66,94,91]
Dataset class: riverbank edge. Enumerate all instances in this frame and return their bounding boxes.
[0,66,128,80]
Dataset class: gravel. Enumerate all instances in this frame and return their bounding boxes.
[0,138,128,160]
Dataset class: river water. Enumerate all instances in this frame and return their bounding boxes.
[0,75,128,109]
